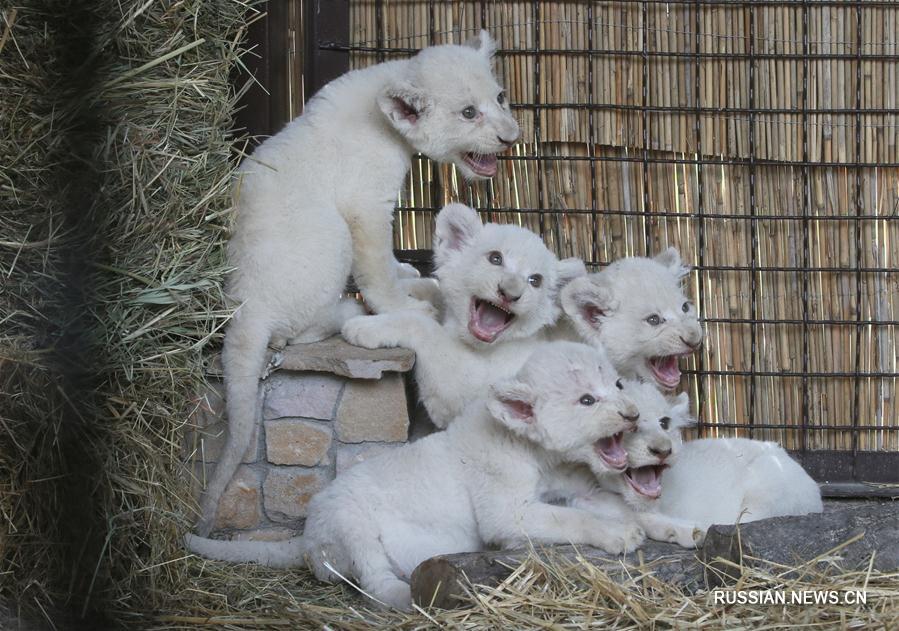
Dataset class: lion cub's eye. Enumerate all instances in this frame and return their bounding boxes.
[528,274,543,288]
[497,91,506,105]
[579,394,596,406]
[682,301,691,313]
[488,251,503,266]
[659,416,671,430]
[462,106,478,119]
[615,379,623,390]
[646,314,662,326]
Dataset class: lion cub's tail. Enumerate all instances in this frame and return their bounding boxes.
[195,306,272,536]
[184,533,307,568]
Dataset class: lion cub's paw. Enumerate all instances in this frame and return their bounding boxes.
[691,526,707,548]
[341,315,400,349]
[594,522,645,554]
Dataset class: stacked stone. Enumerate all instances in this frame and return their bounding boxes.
[184,337,414,539]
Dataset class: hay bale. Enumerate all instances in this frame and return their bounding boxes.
[2,0,248,623]
[0,2,80,620]
[70,0,249,620]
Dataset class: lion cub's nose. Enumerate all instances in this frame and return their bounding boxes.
[649,446,672,460]
[618,411,639,424]
[680,335,703,351]
[497,134,518,147]
[497,286,521,303]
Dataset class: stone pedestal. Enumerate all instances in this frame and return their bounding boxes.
[184,336,415,539]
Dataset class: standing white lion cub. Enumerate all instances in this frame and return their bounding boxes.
[196,32,520,535]
[341,203,585,427]
[186,342,642,610]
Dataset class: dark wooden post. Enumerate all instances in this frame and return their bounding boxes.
[303,0,350,99]
[235,1,294,140]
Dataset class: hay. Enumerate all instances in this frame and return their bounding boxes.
[0,2,81,622]
[137,546,899,629]
[1,0,248,623]
[70,0,249,621]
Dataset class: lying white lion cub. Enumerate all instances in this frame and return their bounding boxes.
[560,248,703,391]
[551,382,704,548]
[342,203,585,427]
[186,342,642,610]
[656,437,823,529]
[566,406,822,539]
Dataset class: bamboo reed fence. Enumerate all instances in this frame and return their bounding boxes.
[340,0,898,457]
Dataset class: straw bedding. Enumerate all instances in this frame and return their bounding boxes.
[1,0,897,627]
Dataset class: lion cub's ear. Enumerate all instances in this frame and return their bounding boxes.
[487,380,537,435]
[666,392,696,428]
[434,203,483,265]
[556,257,587,287]
[377,81,433,139]
[560,275,616,333]
[654,247,691,281]
[464,29,497,59]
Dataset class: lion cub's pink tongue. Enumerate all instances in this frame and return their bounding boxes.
[595,433,627,469]
[470,301,511,342]
[630,466,662,496]
[650,356,681,388]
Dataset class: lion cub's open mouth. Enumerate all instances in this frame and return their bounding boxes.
[468,297,515,342]
[462,152,498,177]
[594,432,627,470]
[648,354,688,389]
[624,464,667,498]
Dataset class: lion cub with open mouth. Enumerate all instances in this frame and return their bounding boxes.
[560,248,702,391]
[547,381,703,548]
[186,342,641,610]
[342,203,584,427]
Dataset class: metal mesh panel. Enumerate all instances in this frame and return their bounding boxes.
[302,0,899,484]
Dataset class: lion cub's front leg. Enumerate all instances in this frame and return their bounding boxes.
[341,310,438,351]
[348,212,434,315]
[492,502,645,555]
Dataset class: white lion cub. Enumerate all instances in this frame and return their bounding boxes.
[570,390,822,538]
[554,382,703,548]
[656,437,823,529]
[197,32,520,534]
[341,203,585,427]
[186,342,642,610]
[560,248,703,390]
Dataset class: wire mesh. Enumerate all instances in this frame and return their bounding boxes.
[306,0,898,480]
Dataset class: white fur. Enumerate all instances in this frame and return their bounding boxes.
[559,248,703,391]
[196,33,520,534]
[341,203,585,427]
[186,342,642,610]
[656,437,824,530]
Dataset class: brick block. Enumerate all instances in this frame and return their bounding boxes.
[263,373,344,421]
[335,373,409,443]
[214,466,262,530]
[336,442,403,474]
[263,468,328,522]
[265,420,332,466]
